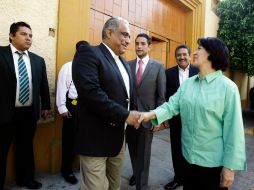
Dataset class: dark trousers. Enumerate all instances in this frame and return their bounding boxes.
[126,126,153,190]
[61,98,77,176]
[0,107,36,188]
[170,120,186,184]
[183,159,228,190]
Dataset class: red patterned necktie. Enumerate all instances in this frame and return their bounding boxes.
[136,59,144,87]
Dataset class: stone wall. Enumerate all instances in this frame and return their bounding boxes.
[0,0,59,115]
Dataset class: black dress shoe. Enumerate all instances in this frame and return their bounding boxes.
[164,180,182,190]
[17,180,42,189]
[129,175,136,186]
[62,173,78,185]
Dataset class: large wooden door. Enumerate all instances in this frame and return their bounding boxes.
[149,41,167,68]
[168,40,182,68]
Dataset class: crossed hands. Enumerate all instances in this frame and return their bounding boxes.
[126,111,157,129]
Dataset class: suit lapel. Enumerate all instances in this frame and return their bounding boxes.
[99,44,129,97]
[129,59,137,87]
[189,64,197,77]
[3,45,16,75]
[174,67,180,87]
[120,56,133,97]
[140,59,153,85]
[129,59,136,78]
[28,52,36,89]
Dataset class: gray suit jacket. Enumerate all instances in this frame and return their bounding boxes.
[129,58,166,128]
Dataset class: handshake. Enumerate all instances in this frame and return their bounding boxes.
[126,111,156,129]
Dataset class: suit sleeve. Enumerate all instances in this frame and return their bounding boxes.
[40,58,51,110]
[156,64,166,107]
[72,45,129,124]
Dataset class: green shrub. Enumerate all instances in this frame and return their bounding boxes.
[217,0,254,76]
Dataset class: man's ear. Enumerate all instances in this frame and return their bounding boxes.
[105,29,113,39]
[148,44,152,51]
[9,33,14,41]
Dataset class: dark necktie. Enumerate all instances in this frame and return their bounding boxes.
[16,51,29,105]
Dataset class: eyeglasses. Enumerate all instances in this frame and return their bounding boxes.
[117,31,130,39]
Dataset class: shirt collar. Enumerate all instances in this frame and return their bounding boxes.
[10,44,29,56]
[197,70,222,83]
[102,43,119,60]
[178,64,190,72]
[137,55,149,65]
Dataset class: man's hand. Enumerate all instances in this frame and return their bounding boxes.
[41,110,49,120]
[126,111,141,129]
[220,167,235,188]
[61,111,72,118]
[152,121,169,132]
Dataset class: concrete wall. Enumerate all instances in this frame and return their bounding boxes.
[204,0,219,37]
[0,0,59,111]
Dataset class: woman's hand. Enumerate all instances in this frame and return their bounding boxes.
[220,167,235,188]
[138,111,156,124]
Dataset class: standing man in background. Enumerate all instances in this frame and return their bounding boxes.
[72,17,140,190]
[0,21,51,190]
[164,45,199,190]
[126,33,166,190]
[56,40,88,185]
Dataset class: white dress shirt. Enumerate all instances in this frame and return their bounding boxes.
[10,44,33,107]
[103,43,130,101]
[135,55,149,74]
[178,64,190,86]
[56,61,78,114]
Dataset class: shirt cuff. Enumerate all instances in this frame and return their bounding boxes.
[58,106,68,114]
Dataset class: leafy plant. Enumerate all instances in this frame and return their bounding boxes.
[217,0,254,76]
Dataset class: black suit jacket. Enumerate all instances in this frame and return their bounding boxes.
[0,45,50,124]
[72,43,133,157]
[165,64,199,126]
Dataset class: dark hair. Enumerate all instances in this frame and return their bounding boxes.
[9,21,31,42]
[136,33,152,45]
[198,37,229,71]
[76,40,89,50]
[175,44,191,57]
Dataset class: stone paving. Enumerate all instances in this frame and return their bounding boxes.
[5,111,254,190]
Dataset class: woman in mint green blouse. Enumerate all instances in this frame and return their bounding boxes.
[139,37,246,190]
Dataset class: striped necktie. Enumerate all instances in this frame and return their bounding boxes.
[16,51,29,105]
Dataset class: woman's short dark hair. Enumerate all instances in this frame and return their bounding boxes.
[198,37,229,71]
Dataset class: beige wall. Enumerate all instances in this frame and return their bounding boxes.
[204,0,219,37]
[0,0,59,110]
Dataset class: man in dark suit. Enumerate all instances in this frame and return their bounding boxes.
[0,22,51,189]
[56,41,88,185]
[126,33,166,190]
[72,17,140,190]
[164,45,199,190]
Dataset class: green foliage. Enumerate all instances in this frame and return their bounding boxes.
[217,0,254,76]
